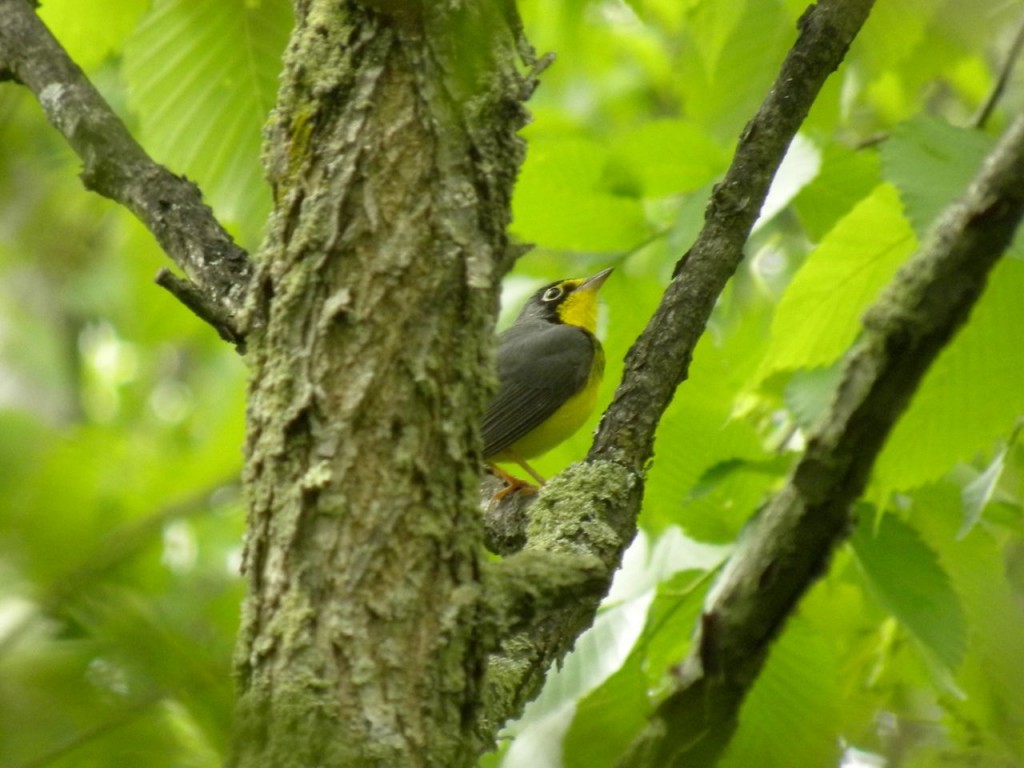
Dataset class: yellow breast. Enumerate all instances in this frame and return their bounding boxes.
[493,346,605,461]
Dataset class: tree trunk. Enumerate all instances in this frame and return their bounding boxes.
[231,3,530,765]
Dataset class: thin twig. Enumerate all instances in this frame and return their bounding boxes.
[155,268,246,350]
[971,11,1024,129]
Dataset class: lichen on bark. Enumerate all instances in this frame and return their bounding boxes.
[231,3,533,765]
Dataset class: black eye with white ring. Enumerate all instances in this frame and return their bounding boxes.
[542,286,564,302]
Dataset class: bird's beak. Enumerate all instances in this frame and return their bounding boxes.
[577,267,614,294]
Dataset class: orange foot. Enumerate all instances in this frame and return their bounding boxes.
[487,464,540,501]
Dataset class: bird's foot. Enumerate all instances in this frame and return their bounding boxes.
[487,464,540,501]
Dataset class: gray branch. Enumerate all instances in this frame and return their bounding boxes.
[0,0,252,347]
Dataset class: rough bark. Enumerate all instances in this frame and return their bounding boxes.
[232,2,530,766]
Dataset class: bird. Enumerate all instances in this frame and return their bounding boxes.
[482,267,613,498]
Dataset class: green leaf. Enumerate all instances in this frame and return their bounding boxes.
[851,511,967,672]
[959,445,1010,540]
[881,116,995,238]
[39,0,149,71]
[639,568,714,691]
[911,483,1024,760]
[792,141,882,241]
[718,616,842,768]
[608,119,728,197]
[561,566,715,768]
[687,456,791,501]
[851,0,936,78]
[562,655,650,768]
[687,0,747,76]
[513,137,650,252]
[757,183,916,379]
[783,364,843,430]
[643,290,772,538]
[123,0,293,247]
[678,0,794,138]
[873,258,1024,492]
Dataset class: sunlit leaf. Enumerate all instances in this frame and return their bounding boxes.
[608,119,728,197]
[874,258,1024,493]
[757,183,916,379]
[39,0,149,71]
[513,137,650,251]
[123,0,292,248]
[852,0,936,78]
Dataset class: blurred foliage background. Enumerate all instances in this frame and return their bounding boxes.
[2,1,1023,766]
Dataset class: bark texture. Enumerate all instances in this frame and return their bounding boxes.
[233,2,530,766]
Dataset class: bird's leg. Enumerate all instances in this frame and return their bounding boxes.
[487,465,536,501]
[486,453,546,501]
[509,450,546,485]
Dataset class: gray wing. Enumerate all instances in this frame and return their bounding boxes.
[482,322,595,458]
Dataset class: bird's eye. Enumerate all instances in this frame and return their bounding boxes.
[542,286,564,302]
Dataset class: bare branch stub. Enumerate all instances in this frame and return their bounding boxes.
[155,269,247,350]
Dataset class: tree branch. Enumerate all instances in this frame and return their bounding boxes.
[591,0,876,472]
[479,5,876,740]
[155,268,246,347]
[971,11,1024,130]
[622,113,1024,767]
[0,0,252,347]
[483,550,609,632]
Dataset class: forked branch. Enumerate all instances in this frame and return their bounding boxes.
[0,0,253,347]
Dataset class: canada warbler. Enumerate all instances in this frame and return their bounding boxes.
[483,267,613,495]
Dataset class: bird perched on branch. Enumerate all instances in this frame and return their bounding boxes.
[483,267,613,498]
